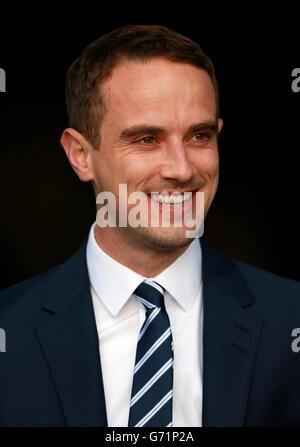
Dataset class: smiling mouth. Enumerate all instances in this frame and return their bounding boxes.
[148,191,194,206]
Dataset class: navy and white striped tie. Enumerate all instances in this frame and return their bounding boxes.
[128,280,174,427]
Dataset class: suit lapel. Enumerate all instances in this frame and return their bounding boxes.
[201,240,263,426]
[35,242,107,426]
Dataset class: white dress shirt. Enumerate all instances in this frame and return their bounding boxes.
[86,222,203,427]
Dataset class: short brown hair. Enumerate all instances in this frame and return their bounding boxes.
[65,24,219,149]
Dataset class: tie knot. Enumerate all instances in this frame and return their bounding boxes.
[134,280,165,309]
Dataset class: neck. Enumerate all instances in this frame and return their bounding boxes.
[94,226,192,277]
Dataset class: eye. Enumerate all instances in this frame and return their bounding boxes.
[136,136,156,145]
[192,132,211,142]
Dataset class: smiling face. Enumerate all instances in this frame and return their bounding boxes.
[88,57,223,252]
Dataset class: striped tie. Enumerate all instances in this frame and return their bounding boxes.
[128,280,174,427]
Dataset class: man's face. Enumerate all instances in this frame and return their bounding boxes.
[89,58,222,251]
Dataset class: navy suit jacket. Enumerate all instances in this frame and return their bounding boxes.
[1,238,300,427]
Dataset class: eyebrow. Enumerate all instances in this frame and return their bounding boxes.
[119,121,219,141]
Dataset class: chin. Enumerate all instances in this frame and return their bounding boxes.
[133,226,196,251]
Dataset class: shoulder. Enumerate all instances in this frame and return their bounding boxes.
[201,239,300,311]
[233,256,300,292]
[233,257,300,312]
[0,264,60,313]
[0,240,88,318]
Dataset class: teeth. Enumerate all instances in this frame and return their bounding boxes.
[150,192,193,205]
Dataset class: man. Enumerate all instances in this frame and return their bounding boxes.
[1,24,300,427]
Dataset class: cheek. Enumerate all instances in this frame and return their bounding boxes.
[194,149,219,180]
[210,155,219,177]
[120,155,155,180]
[91,150,120,185]
[93,155,151,195]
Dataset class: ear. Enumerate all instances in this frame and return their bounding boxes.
[60,128,94,182]
[217,118,224,134]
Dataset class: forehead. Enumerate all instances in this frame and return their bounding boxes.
[101,58,216,126]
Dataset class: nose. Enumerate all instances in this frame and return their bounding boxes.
[159,140,195,184]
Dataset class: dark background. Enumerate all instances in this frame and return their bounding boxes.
[0,8,299,290]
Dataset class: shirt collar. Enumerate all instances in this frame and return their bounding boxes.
[153,237,202,312]
[86,222,202,316]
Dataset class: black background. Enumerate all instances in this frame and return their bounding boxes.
[0,7,299,290]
